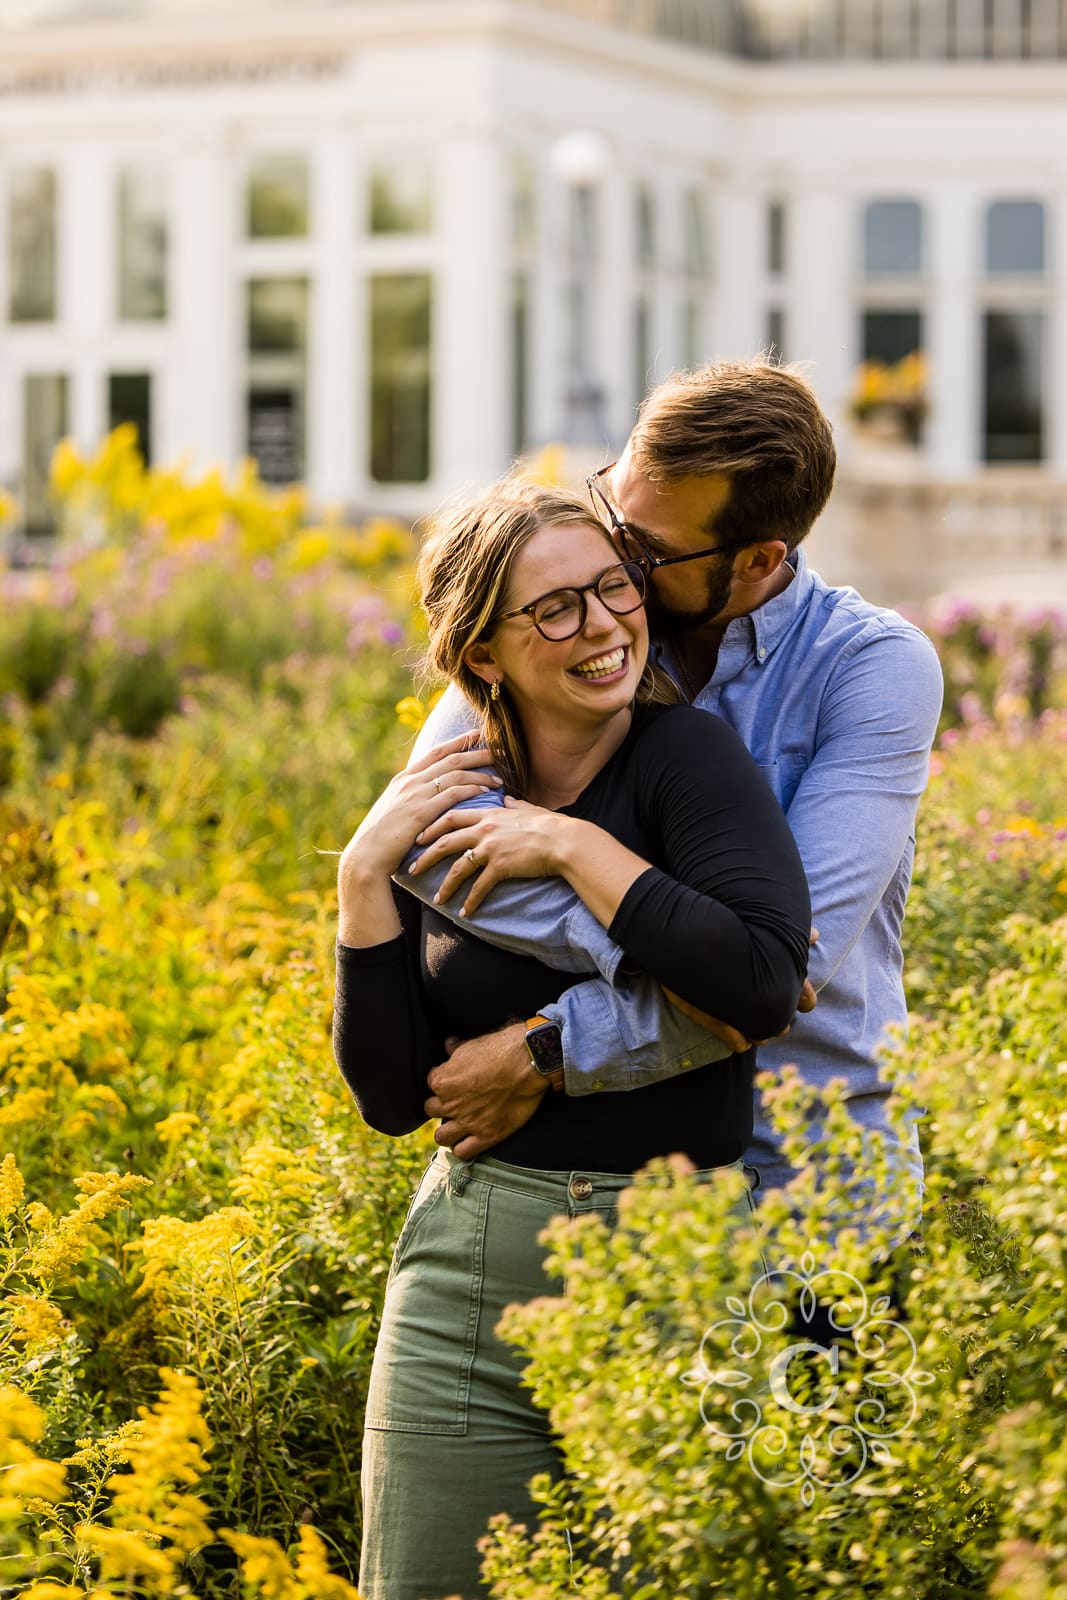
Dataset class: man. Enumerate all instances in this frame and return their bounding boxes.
[397,359,943,1236]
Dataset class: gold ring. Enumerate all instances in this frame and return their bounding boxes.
[465,848,478,866]
[432,776,442,793]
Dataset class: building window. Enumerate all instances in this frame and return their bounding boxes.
[511,272,530,457]
[247,154,309,239]
[682,298,704,369]
[985,199,1046,275]
[117,167,167,321]
[8,167,57,323]
[22,374,68,536]
[981,200,1048,463]
[683,187,709,278]
[368,156,432,235]
[862,308,922,367]
[982,311,1044,463]
[511,152,537,253]
[862,199,923,276]
[767,199,786,277]
[766,306,787,361]
[246,277,309,483]
[369,273,432,483]
[108,373,153,465]
[633,296,652,412]
[635,184,656,270]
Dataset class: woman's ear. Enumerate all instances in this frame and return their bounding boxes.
[462,639,499,689]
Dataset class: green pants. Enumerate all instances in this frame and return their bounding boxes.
[359,1148,755,1600]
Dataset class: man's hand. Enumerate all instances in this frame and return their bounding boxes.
[424,1023,548,1160]
[661,927,820,1051]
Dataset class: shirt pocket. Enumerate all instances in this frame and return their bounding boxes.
[755,753,807,811]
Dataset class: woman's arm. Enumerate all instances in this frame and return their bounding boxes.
[411,709,811,1040]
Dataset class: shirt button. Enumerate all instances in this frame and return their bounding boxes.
[680,1058,692,1070]
[591,1078,605,1092]
[569,1176,594,1201]
[757,646,767,661]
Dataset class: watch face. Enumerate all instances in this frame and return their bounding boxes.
[526,1023,564,1076]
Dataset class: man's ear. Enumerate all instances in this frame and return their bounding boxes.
[461,639,499,688]
[734,540,789,586]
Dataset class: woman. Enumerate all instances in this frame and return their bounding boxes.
[332,482,810,1600]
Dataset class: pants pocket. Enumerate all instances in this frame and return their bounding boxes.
[365,1172,488,1436]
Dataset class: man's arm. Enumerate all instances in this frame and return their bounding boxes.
[402,684,734,1093]
[782,622,943,990]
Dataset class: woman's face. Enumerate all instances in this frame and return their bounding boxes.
[473,520,649,733]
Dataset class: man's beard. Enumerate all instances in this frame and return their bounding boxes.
[645,556,735,637]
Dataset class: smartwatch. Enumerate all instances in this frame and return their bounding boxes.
[523,1014,565,1092]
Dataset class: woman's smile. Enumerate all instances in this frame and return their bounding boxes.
[568,644,631,683]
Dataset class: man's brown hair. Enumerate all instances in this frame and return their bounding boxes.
[630,358,836,552]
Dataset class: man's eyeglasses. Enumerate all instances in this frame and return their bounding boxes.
[496,561,647,642]
[587,462,755,569]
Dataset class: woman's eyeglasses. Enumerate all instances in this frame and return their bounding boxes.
[496,561,647,642]
[587,462,755,569]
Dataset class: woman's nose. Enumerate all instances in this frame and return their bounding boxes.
[582,592,617,635]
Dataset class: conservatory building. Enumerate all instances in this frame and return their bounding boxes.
[2,0,1067,601]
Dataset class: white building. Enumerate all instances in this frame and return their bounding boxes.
[2,0,1067,601]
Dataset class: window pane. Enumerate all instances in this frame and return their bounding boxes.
[368,156,432,235]
[633,296,651,410]
[118,166,167,321]
[9,167,56,322]
[862,308,923,365]
[511,271,530,456]
[767,200,786,276]
[863,199,923,275]
[983,309,1044,462]
[108,373,152,465]
[635,185,656,270]
[370,273,432,483]
[682,297,704,368]
[246,277,309,484]
[22,374,67,536]
[568,186,597,264]
[766,305,786,360]
[511,153,537,253]
[985,200,1046,275]
[248,277,308,354]
[247,154,309,239]
[683,188,708,277]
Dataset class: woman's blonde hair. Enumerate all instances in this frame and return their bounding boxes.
[417,479,678,796]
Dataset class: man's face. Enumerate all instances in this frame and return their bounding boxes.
[608,447,738,634]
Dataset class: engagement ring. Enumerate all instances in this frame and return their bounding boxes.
[465,848,479,866]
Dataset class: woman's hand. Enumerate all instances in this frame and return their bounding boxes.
[409,796,576,915]
[339,733,502,882]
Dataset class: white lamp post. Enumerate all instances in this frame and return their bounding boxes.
[550,128,612,447]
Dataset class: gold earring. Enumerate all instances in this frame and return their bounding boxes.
[490,679,501,702]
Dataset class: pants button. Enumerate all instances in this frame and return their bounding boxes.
[569,1176,593,1201]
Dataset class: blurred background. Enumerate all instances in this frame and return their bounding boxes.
[2,0,1067,608]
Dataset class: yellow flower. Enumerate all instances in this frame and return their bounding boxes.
[20,1585,88,1599]
[154,1111,201,1144]
[3,1458,68,1502]
[0,1152,25,1220]
[4,1294,69,1350]
[222,1530,297,1598]
[28,1172,152,1282]
[136,1207,258,1301]
[230,1141,320,1209]
[225,1092,262,1123]
[294,1525,362,1600]
[76,1525,175,1589]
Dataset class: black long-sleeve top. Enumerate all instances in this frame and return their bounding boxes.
[333,703,811,1174]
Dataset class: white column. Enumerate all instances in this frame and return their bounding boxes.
[928,185,979,476]
[529,143,563,450]
[1048,190,1067,472]
[790,183,852,424]
[170,132,237,472]
[710,175,763,360]
[62,146,109,451]
[437,129,509,488]
[308,133,357,505]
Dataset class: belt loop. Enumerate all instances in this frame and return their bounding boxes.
[447,1155,473,1195]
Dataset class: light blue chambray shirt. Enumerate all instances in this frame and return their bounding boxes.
[399,549,943,1218]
